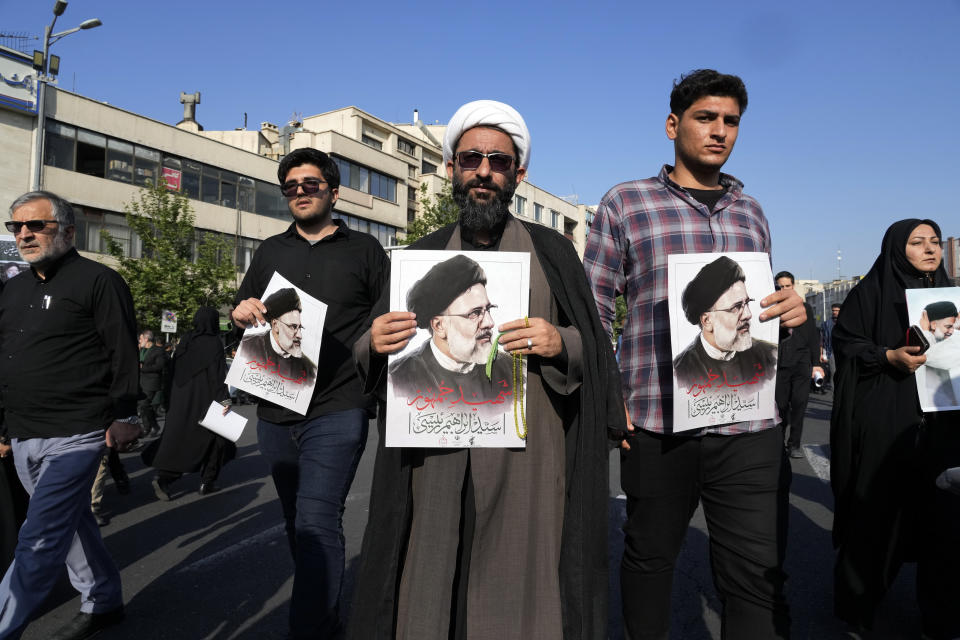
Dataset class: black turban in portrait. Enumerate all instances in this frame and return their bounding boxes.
[263,288,302,320]
[407,255,487,329]
[681,256,746,325]
[925,300,958,321]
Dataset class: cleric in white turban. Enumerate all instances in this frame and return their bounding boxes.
[350,96,624,640]
[442,99,531,170]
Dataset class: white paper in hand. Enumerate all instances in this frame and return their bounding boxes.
[199,402,248,443]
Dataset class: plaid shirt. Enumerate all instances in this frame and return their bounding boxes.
[584,165,776,436]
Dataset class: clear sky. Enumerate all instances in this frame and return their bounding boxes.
[2,0,958,282]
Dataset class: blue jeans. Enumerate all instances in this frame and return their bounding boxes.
[0,430,123,640]
[257,409,368,639]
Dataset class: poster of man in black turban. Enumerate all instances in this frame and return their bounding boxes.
[669,252,779,431]
[906,288,960,411]
[226,272,327,415]
[387,251,530,447]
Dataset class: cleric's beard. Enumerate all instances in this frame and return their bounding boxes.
[452,173,516,233]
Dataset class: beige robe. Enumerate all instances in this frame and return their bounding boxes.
[394,218,583,640]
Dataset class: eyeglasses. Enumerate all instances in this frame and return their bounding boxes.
[279,178,328,198]
[276,319,304,333]
[443,304,497,324]
[709,298,755,316]
[455,151,515,173]
[5,219,59,234]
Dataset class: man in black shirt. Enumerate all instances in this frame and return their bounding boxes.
[0,190,140,640]
[231,148,388,639]
[774,271,823,458]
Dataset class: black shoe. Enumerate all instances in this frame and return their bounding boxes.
[152,477,171,501]
[92,509,109,527]
[788,445,804,459]
[198,482,221,495]
[49,606,125,640]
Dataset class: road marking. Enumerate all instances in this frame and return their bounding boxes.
[176,524,285,574]
[805,443,831,483]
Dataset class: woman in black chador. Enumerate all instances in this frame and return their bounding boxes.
[143,307,235,498]
[831,218,960,639]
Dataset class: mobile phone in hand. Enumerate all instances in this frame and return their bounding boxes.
[905,325,930,355]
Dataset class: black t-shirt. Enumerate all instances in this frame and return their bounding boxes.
[0,249,140,438]
[686,186,728,212]
[234,220,389,424]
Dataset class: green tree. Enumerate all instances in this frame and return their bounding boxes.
[102,181,237,333]
[402,181,459,244]
[614,295,627,337]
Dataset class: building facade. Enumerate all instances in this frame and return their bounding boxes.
[1,48,589,283]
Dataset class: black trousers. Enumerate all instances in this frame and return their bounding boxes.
[620,427,791,640]
[775,362,812,449]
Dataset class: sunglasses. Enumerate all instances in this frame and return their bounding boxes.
[5,219,60,234]
[456,151,515,173]
[279,178,328,198]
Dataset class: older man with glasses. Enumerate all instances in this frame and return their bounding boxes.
[230,147,389,639]
[387,254,514,415]
[0,190,140,640]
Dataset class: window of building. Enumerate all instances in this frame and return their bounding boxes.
[134,146,160,187]
[333,211,397,247]
[235,236,261,273]
[105,139,134,184]
[361,134,383,150]
[332,156,397,203]
[397,138,416,156]
[76,211,141,257]
[161,156,182,190]
[44,121,75,171]
[551,210,560,228]
[421,159,437,175]
[182,160,201,200]
[514,195,526,216]
[408,165,417,179]
[255,179,287,219]
[76,130,106,178]
[201,166,220,204]
[238,177,255,212]
[534,203,543,222]
[219,170,237,208]
[408,208,416,223]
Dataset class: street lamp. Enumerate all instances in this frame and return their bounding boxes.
[31,1,102,190]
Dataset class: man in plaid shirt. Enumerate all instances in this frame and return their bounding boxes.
[584,69,807,639]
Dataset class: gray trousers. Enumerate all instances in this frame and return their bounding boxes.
[0,430,123,639]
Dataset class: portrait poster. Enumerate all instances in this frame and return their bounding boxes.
[225,272,327,415]
[0,234,28,282]
[668,252,779,432]
[906,287,960,412]
[386,250,530,448]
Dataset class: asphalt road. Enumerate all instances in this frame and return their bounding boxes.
[19,391,924,639]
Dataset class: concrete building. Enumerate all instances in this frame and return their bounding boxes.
[944,236,960,284]
[1,47,589,282]
[806,277,862,324]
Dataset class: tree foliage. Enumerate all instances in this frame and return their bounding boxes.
[614,295,627,337]
[102,181,237,334]
[402,181,459,245]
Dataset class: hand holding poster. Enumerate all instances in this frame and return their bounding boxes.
[386,251,530,448]
[905,287,960,411]
[669,252,779,431]
[226,272,327,415]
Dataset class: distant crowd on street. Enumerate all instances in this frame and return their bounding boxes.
[1,68,958,640]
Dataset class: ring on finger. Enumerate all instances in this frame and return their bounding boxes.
[527,338,533,349]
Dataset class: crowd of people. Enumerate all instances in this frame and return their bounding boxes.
[0,68,958,640]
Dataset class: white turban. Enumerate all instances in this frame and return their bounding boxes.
[442,100,531,170]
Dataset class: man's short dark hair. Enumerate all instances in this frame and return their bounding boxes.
[670,69,748,118]
[774,271,795,284]
[831,303,842,310]
[278,148,340,190]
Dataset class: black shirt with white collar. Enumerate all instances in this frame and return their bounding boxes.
[234,220,390,424]
[0,248,140,439]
